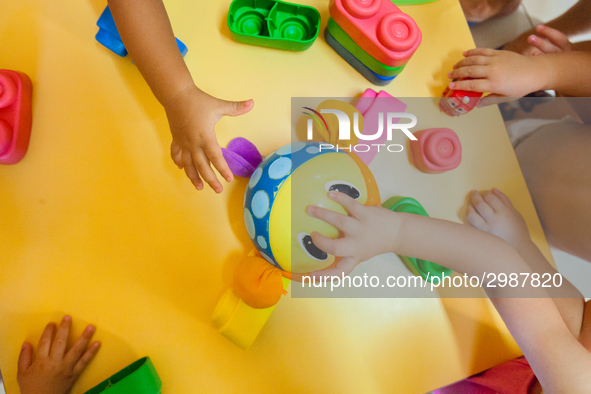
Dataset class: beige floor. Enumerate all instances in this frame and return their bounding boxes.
[470,1,591,299]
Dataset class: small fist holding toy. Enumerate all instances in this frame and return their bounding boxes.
[17,316,101,394]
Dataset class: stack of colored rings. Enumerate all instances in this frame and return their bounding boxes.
[326,0,422,86]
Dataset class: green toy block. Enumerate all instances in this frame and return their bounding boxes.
[228,0,320,51]
[327,18,405,77]
[382,196,453,282]
[84,357,162,394]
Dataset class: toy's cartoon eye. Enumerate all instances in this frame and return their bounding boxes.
[450,100,458,108]
[298,232,328,261]
[456,107,466,113]
[325,180,361,200]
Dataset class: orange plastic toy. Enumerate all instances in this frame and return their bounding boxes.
[0,70,32,164]
[410,128,462,173]
[329,0,422,67]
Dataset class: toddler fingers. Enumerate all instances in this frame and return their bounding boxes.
[203,141,233,183]
[37,321,56,358]
[311,257,358,279]
[72,341,101,377]
[306,205,357,235]
[182,150,204,190]
[492,188,514,207]
[470,190,494,220]
[448,78,490,93]
[482,190,506,212]
[193,149,223,194]
[64,324,96,368]
[310,231,355,258]
[50,315,72,360]
[528,35,561,54]
[466,205,486,229]
[327,191,365,218]
[463,48,497,57]
[170,141,183,169]
[17,342,33,374]
[453,55,490,69]
[477,94,513,108]
[535,25,571,50]
[221,99,254,118]
[448,65,489,80]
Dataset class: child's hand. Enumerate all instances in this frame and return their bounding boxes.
[527,25,573,55]
[448,48,547,97]
[17,316,101,394]
[164,85,254,193]
[306,191,401,278]
[466,189,531,250]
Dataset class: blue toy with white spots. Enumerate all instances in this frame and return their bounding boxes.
[239,139,380,281]
[243,141,351,271]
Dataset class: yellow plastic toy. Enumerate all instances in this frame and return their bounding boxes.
[212,138,379,348]
[213,95,381,350]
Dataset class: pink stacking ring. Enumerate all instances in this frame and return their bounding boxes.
[0,119,12,155]
[411,128,462,173]
[342,0,383,19]
[424,131,461,168]
[0,73,17,109]
[377,13,420,52]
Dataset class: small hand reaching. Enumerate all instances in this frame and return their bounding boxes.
[17,316,101,394]
[448,48,546,97]
[527,25,573,56]
[165,85,254,193]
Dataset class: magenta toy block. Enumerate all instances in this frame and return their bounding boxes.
[410,128,462,173]
[0,70,32,165]
[329,0,421,68]
[354,89,407,165]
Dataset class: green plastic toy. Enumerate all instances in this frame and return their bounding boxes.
[84,357,162,394]
[228,0,321,51]
[382,196,453,282]
[327,18,405,77]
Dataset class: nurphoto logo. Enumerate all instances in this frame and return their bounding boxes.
[303,107,417,153]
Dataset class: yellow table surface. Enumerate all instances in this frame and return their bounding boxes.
[0,0,553,393]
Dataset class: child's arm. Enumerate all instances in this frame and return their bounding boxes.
[307,191,591,393]
[504,0,591,55]
[17,316,100,394]
[466,189,585,337]
[107,0,254,193]
[448,48,591,97]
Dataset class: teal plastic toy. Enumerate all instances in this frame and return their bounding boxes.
[84,357,162,394]
[382,196,453,282]
[228,0,321,51]
[327,18,405,77]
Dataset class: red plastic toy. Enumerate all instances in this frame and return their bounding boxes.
[410,128,462,173]
[0,70,32,164]
[439,79,482,117]
[329,0,422,67]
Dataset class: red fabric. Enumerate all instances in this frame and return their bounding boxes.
[434,357,536,394]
